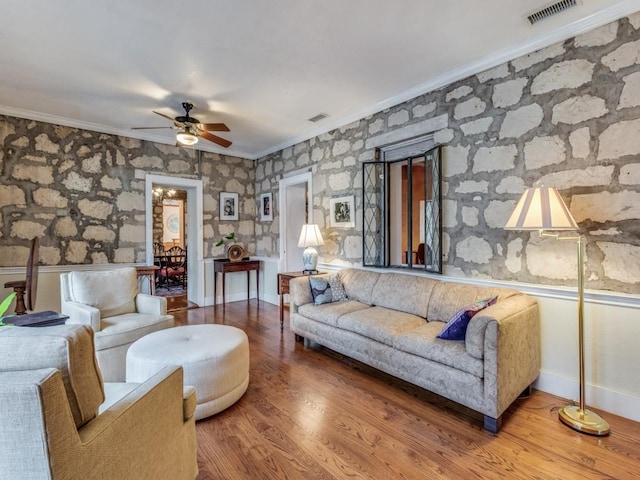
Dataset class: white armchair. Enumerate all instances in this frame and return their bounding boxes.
[0,324,197,480]
[60,267,174,381]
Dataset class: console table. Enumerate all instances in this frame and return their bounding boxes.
[277,271,322,331]
[213,259,260,307]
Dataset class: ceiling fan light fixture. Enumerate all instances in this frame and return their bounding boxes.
[176,128,198,146]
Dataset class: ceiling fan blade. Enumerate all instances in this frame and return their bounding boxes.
[198,122,230,132]
[131,126,173,130]
[199,131,232,148]
[153,110,179,123]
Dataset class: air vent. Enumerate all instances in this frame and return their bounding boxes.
[527,0,577,25]
[308,113,329,123]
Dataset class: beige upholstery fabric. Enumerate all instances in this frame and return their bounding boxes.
[290,267,540,428]
[60,269,175,382]
[371,273,437,318]
[338,268,380,304]
[0,325,198,479]
[0,325,104,428]
[68,268,138,318]
[127,324,250,420]
[298,300,370,327]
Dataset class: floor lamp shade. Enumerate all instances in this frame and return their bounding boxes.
[505,187,609,435]
[298,224,324,272]
[505,187,578,231]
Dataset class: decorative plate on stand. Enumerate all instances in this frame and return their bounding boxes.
[227,244,245,262]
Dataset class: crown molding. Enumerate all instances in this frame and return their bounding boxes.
[253,1,640,159]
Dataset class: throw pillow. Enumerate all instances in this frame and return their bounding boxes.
[327,274,347,302]
[437,296,498,341]
[309,276,333,305]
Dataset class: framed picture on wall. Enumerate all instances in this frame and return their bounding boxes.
[220,192,239,221]
[330,196,355,228]
[260,193,273,221]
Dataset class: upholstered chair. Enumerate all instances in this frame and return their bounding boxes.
[0,324,197,480]
[60,267,174,381]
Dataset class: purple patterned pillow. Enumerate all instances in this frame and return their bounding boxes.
[437,296,498,341]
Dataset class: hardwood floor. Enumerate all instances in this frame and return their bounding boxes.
[173,301,640,480]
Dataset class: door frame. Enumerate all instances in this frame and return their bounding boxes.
[145,174,204,306]
[279,172,313,272]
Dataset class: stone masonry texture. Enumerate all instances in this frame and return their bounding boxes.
[254,14,640,294]
[1,14,639,295]
[0,120,255,266]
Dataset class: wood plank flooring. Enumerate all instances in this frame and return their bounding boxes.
[173,300,640,480]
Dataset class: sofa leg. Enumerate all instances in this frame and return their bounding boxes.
[294,334,305,343]
[483,415,502,433]
[519,384,533,398]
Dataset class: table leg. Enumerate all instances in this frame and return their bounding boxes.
[256,267,260,303]
[213,272,216,306]
[222,272,226,308]
[280,293,284,330]
[247,271,250,301]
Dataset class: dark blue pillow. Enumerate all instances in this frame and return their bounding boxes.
[309,277,333,305]
[437,296,498,341]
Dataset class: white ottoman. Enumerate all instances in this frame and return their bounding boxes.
[126,324,249,420]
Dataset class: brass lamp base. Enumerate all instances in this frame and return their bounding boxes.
[559,405,610,436]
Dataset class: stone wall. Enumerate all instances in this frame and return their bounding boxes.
[0,116,255,266]
[255,13,640,294]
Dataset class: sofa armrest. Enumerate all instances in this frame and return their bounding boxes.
[62,301,101,332]
[467,294,540,418]
[135,293,168,315]
[290,277,313,313]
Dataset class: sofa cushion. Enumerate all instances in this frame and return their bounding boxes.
[68,268,138,318]
[0,324,105,428]
[338,268,380,305]
[309,276,333,305]
[393,322,484,378]
[337,306,425,347]
[327,274,348,302]
[427,282,518,323]
[437,296,498,341]
[371,273,437,318]
[298,300,370,328]
[95,313,175,350]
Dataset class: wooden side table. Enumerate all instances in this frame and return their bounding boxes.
[136,265,160,295]
[277,271,322,331]
[4,310,69,327]
[214,259,260,307]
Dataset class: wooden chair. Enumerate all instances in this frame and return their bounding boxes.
[158,246,187,290]
[3,237,39,315]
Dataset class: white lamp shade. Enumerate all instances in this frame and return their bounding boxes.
[505,187,578,231]
[298,224,324,247]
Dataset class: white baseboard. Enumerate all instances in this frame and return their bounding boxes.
[535,371,640,423]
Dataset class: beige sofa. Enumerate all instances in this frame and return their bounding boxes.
[290,268,540,432]
[0,324,197,480]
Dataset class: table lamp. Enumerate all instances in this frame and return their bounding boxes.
[505,186,609,436]
[298,224,324,273]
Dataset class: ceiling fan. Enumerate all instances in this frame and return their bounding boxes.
[133,102,231,148]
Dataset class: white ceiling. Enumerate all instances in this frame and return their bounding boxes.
[1,1,638,160]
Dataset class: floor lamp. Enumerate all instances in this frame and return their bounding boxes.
[505,187,610,436]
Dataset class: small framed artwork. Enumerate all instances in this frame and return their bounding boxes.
[220,192,239,221]
[260,193,273,221]
[330,195,355,228]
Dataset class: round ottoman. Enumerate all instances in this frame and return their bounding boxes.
[126,324,249,420]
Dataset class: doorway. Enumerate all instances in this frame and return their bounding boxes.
[152,187,188,297]
[279,172,313,272]
[145,174,204,307]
